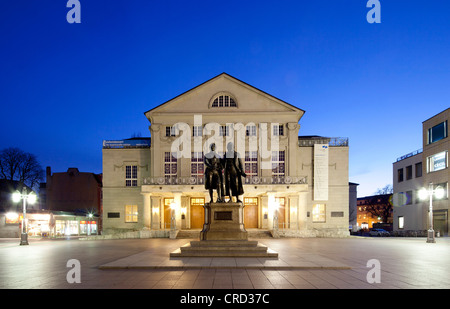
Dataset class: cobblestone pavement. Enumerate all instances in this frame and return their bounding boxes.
[1,236,449,290]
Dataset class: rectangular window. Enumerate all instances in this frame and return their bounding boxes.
[125,205,138,223]
[107,212,120,218]
[427,151,448,173]
[397,168,404,182]
[191,152,204,182]
[273,124,284,136]
[246,125,256,136]
[406,165,412,180]
[245,151,258,177]
[125,165,137,187]
[164,152,178,183]
[165,126,176,137]
[312,204,326,222]
[193,126,203,137]
[244,197,258,206]
[272,150,285,177]
[398,216,404,229]
[428,121,447,144]
[415,162,422,178]
[219,125,229,136]
[406,191,413,205]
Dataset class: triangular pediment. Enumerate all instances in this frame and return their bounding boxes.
[144,73,305,121]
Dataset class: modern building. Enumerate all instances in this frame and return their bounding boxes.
[393,108,449,236]
[422,108,449,236]
[392,149,424,233]
[102,73,350,237]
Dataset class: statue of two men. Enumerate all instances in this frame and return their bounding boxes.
[204,143,247,203]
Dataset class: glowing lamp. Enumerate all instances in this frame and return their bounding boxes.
[12,191,21,203]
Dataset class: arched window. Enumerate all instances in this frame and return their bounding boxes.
[211,94,237,108]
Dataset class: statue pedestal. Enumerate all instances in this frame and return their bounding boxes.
[200,202,247,240]
[170,202,278,258]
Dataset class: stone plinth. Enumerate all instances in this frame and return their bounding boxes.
[170,202,278,258]
[170,240,278,257]
[200,202,247,240]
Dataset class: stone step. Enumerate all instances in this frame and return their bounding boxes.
[176,229,274,239]
[170,248,279,257]
[170,240,278,258]
[189,240,259,247]
[180,243,268,252]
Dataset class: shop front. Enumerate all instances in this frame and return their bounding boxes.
[0,211,99,238]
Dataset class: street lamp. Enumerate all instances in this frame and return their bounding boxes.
[418,183,445,243]
[12,187,37,245]
[87,213,93,236]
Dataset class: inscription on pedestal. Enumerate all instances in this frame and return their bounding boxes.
[214,211,232,221]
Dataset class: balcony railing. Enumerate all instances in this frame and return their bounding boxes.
[396,148,423,162]
[143,175,307,186]
[298,137,348,147]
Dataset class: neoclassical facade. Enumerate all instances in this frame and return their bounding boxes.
[102,73,350,237]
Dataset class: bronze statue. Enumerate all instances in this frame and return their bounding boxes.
[223,142,247,203]
[204,143,225,203]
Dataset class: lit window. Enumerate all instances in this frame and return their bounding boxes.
[427,151,448,173]
[398,216,404,229]
[125,205,138,223]
[312,204,326,222]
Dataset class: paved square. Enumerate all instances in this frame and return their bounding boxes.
[1,236,450,289]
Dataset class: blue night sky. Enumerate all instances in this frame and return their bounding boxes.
[1,1,449,197]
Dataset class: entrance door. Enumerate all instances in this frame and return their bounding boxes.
[190,198,205,229]
[244,197,258,228]
[163,198,174,229]
[434,210,448,236]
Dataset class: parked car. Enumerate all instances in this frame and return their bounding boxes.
[369,228,390,237]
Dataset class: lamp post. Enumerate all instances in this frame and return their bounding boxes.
[12,187,37,246]
[87,213,93,236]
[419,183,445,243]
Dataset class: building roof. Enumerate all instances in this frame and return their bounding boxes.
[143,72,306,116]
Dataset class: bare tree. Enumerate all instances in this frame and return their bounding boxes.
[0,147,44,190]
[364,185,394,223]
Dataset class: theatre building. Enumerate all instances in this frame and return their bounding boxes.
[102,73,350,237]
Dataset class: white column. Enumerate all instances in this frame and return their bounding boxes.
[151,196,161,229]
[173,192,182,230]
[298,192,308,230]
[142,193,151,229]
